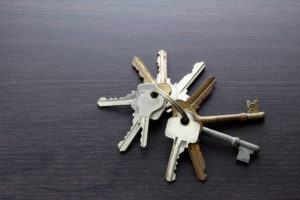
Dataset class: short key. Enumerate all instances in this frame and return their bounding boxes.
[165,113,201,182]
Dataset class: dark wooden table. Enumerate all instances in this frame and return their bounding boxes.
[1,1,299,199]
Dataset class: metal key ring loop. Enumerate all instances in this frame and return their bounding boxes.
[152,88,189,123]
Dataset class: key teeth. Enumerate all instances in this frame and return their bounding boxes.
[118,117,135,152]
[98,92,136,102]
[132,58,148,83]
[118,128,134,152]
[99,97,108,100]
[168,155,181,182]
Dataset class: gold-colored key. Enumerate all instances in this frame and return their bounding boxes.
[188,140,207,181]
[173,77,265,124]
[132,57,171,94]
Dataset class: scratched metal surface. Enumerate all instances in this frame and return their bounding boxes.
[0,0,299,199]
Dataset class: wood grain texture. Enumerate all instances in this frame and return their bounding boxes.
[0,0,300,199]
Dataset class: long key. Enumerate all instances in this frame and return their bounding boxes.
[156,50,170,83]
[165,113,201,182]
[202,127,260,163]
[118,86,165,151]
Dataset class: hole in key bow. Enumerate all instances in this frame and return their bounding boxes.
[180,117,189,125]
[151,92,158,98]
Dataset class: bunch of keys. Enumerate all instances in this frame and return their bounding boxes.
[97,50,265,182]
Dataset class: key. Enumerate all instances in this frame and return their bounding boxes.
[202,127,260,163]
[97,91,136,107]
[165,113,201,182]
[156,50,170,83]
[173,76,265,124]
[97,83,159,108]
[118,85,165,151]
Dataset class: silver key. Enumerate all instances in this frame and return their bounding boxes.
[165,113,201,182]
[118,113,140,151]
[202,127,260,163]
[175,62,206,101]
[156,50,170,84]
[97,91,136,107]
[118,86,165,151]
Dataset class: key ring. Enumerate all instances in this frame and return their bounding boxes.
[152,88,189,124]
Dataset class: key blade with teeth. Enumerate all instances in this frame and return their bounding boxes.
[97,91,136,107]
[156,49,170,84]
[175,62,206,101]
[118,113,140,152]
[132,56,157,84]
[187,76,216,111]
[188,143,207,181]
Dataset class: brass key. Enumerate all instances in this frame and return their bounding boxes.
[173,77,265,124]
[132,56,171,94]
[188,140,207,181]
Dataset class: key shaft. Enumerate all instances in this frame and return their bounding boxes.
[132,57,157,84]
[188,143,207,181]
[176,62,206,94]
[202,127,259,151]
[198,112,265,124]
[157,50,170,83]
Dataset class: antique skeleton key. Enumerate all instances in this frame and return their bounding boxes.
[202,127,260,163]
[172,77,265,124]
